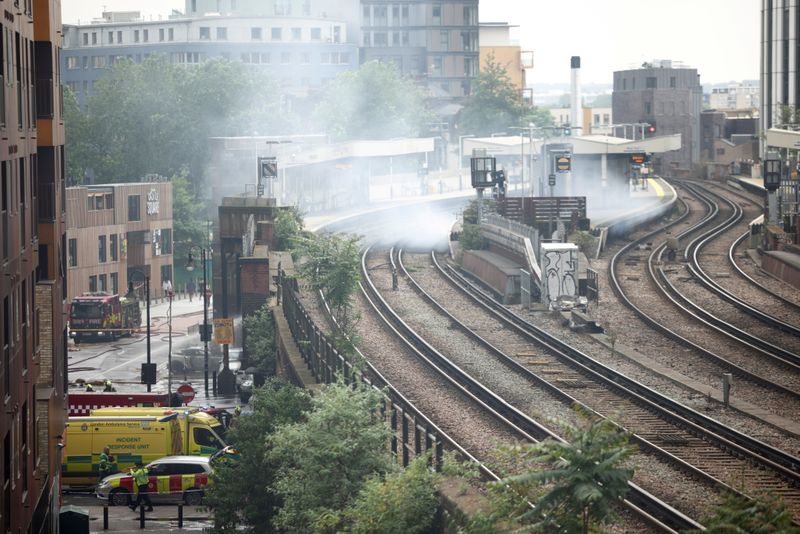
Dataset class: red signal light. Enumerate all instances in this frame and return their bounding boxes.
[647,125,656,134]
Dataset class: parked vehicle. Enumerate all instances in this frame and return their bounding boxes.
[62,411,226,486]
[96,456,213,506]
[69,292,141,342]
[68,392,172,416]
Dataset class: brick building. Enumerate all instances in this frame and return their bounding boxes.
[66,182,173,301]
[612,60,703,175]
[0,0,68,532]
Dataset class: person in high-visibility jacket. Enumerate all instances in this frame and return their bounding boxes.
[98,445,114,483]
[128,462,153,512]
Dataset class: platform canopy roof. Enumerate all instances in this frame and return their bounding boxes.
[765,128,800,151]
[463,133,682,157]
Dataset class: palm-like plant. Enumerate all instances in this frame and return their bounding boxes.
[500,407,636,533]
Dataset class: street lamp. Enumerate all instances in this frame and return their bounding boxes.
[186,247,210,394]
[127,271,152,392]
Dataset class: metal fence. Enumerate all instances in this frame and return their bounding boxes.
[281,275,490,472]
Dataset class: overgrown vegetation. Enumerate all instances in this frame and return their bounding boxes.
[691,491,799,534]
[459,53,554,137]
[242,303,277,377]
[568,230,597,259]
[314,60,430,141]
[273,206,306,253]
[477,407,636,533]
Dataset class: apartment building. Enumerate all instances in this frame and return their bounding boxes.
[708,81,759,111]
[62,7,356,107]
[360,0,479,102]
[66,183,173,301]
[479,22,532,104]
[0,0,68,532]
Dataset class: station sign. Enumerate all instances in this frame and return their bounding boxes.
[630,153,646,165]
[554,154,571,173]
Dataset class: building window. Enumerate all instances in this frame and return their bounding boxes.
[644,102,652,115]
[134,30,140,43]
[217,27,228,40]
[646,77,657,89]
[670,76,676,88]
[108,31,114,44]
[128,195,140,222]
[110,234,118,261]
[111,272,119,294]
[373,32,388,46]
[716,147,725,155]
[92,56,106,69]
[199,27,211,40]
[623,79,626,90]
[310,27,321,40]
[92,32,97,45]
[251,27,262,40]
[271,27,282,40]
[99,274,107,292]
[89,275,97,292]
[363,5,370,21]
[432,6,441,24]
[68,238,77,267]
[82,33,88,45]
[168,28,174,41]
[161,229,172,254]
[159,28,165,41]
[98,235,107,263]
[67,56,79,69]
[593,114,600,124]
[431,56,443,76]
[143,29,149,42]
[118,31,123,43]
[374,6,387,25]
[440,30,449,50]
[603,113,610,124]
[291,28,301,41]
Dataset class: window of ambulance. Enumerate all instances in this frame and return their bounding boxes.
[193,427,225,450]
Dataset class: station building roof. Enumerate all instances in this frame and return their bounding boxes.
[463,133,682,157]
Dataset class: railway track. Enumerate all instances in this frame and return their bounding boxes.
[609,182,800,427]
[376,247,800,526]
[359,247,698,533]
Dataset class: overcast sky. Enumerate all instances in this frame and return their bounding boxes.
[62,0,759,85]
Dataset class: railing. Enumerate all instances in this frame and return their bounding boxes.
[281,275,492,473]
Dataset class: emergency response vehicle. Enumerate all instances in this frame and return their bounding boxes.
[96,456,213,506]
[62,411,226,486]
[69,292,141,342]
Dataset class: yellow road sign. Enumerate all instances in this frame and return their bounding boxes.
[213,318,234,345]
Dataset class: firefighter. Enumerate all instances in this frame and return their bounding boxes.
[103,380,116,392]
[98,446,114,483]
[129,462,153,512]
[85,383,94,392]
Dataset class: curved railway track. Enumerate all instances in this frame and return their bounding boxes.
[372,247,800,526]
[609,182,800,425]
[359,247,698,533]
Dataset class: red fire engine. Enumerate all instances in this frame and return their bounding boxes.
[69,292,142,343]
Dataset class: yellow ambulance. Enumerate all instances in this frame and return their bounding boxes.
[62,410,226,486]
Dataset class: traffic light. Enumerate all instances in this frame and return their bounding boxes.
[646,122,657,136]
[563,126,572,136]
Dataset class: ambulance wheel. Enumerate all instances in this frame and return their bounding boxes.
[184,489,204,506]
[110,488,131,506]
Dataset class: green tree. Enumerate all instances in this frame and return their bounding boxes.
[63,87,92,185]
[242,303,277,377]
[273,206,305,252]
[170,169,208,284]
[496,407,635,533]
[206,379,313,533]
[338,456,440,534]
[297,233,361,325]
[66,55,286,185]
[315,61,429,141]
[459,53,553,136]
[268,380,393,532]
[692,491,799,534]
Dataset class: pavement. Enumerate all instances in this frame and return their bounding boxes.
[62,492,211,533]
